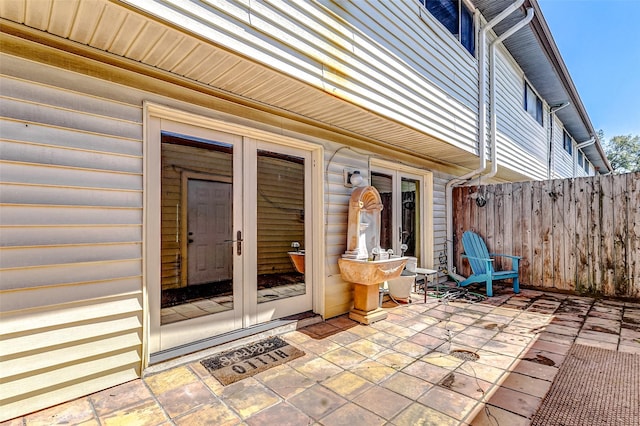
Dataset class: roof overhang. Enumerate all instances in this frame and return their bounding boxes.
[472,0,612,172]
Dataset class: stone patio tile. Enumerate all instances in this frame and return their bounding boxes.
[296,337,341,355]
[350,360,397,383]
[219,378,281,419]
[449,314,479,325]
[145,366,198,396]
[522,349,565,368]
[618,343,640,354]
[574,337,618,350]
[485,386,542,419]
[90,380,154,416]
[366,330,403,347]
[408,331,448,349]
[468,404,530,426]
[384,322,421,339]
[536,331,576,345]
[99,400,168,426]
[577,329,619,343]
[373,349,416,369]
[457,361,505,384]
[24,398,95,426]
[255,364,315,399]
[393,340,431,358]
[326,315,358,329]
[291,355,344,381]
[302,322,342,338]
[418,386,478,420]
[528,338,571,355]
[437,371,491,400]
[322,371,373,399]
[154,380,214,418]
[173,400,240,426]
[490,330,533,346]
[244,402,311,426]
[512,359,558,381]
[319,402,386,426]
[346,339,387,358]
[352,385,412,420]
[326,330,361,346]
[500,372,552,398]
[381,371,433,400]
[421,352,464,370]
[402,360,451,384]
[474,349,516,370]
[422,323,456,340]
[482,339,528,358]
[288,384,346,420]
[391,402,459,426]
[322,347,367,369]
[450,334,489,349]
[460,325,499,340]
[0,418,25,426]
[542,323,580,336]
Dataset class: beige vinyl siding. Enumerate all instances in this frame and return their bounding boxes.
[129,0,479,155]
[0,57,143,421]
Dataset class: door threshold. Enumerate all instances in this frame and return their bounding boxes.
[146,313,321,374]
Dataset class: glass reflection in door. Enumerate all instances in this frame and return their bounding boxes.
[256,150,306,303]
[160,132,234,324]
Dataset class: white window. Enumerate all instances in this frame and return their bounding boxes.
[563,130,573,155]
[422,0,475,55]
[524,82,544,126]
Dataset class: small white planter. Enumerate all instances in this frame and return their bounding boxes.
[387,274,416,302]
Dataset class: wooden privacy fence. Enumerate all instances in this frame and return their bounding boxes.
[453,172,640,299]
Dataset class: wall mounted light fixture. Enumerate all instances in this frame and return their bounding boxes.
[344,168,364,187]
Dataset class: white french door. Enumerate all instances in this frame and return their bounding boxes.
[147,117,314,356]
[371,164,432,268]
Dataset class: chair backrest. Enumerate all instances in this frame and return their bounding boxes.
[462,231,492,274]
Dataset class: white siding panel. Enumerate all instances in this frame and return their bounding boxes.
[0,140,141,173]
[0,57,144,421]
[1,259,142,291]
[0,242,142,268]
[0,205,142,225]
[0,225,142,247]
[494,46,549,179]
[0,119,142,156]
[0,183,142,207]
[0,161,142,190]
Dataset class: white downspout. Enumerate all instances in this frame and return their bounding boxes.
[577,137,595,149]
[445,0,526,273]
[484,7,535,181]
[548,102,571,179]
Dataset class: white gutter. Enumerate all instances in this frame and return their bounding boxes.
[577,137,595,149]
[445,0,525,272]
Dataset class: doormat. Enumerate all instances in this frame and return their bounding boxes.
[200,336,305,385]
[530,344,640,425]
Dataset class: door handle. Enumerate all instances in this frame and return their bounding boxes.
[224,231,243,255]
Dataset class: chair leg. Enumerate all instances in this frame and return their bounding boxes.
[486,278,493,297]
[513,277,520,294]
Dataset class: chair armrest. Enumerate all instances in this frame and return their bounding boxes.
[489,253,522,260]
[462,254,494,262]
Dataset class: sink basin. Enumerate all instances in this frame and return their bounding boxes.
[338,257,408,285]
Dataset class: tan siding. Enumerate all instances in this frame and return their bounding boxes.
[0,57,143,421]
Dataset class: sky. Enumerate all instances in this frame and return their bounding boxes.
[537,0,640,141]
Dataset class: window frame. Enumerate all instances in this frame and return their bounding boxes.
[562,130,573,156]
[524,82,544,126]
[422,0,475,56]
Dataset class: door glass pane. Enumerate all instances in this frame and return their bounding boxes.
[160,132,234,324]
[371,172,393,252]
[402,178,420,258]
[256,150,306,303]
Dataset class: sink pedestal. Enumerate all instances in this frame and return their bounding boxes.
[338,257,407,325]
[349,283,387,324]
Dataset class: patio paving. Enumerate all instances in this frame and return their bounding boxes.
[5,284,640,425]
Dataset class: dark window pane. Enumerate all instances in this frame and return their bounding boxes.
[426,0,458,35]
[461,3,475,54]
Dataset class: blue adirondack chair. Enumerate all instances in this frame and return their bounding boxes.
[459,231,520,297]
